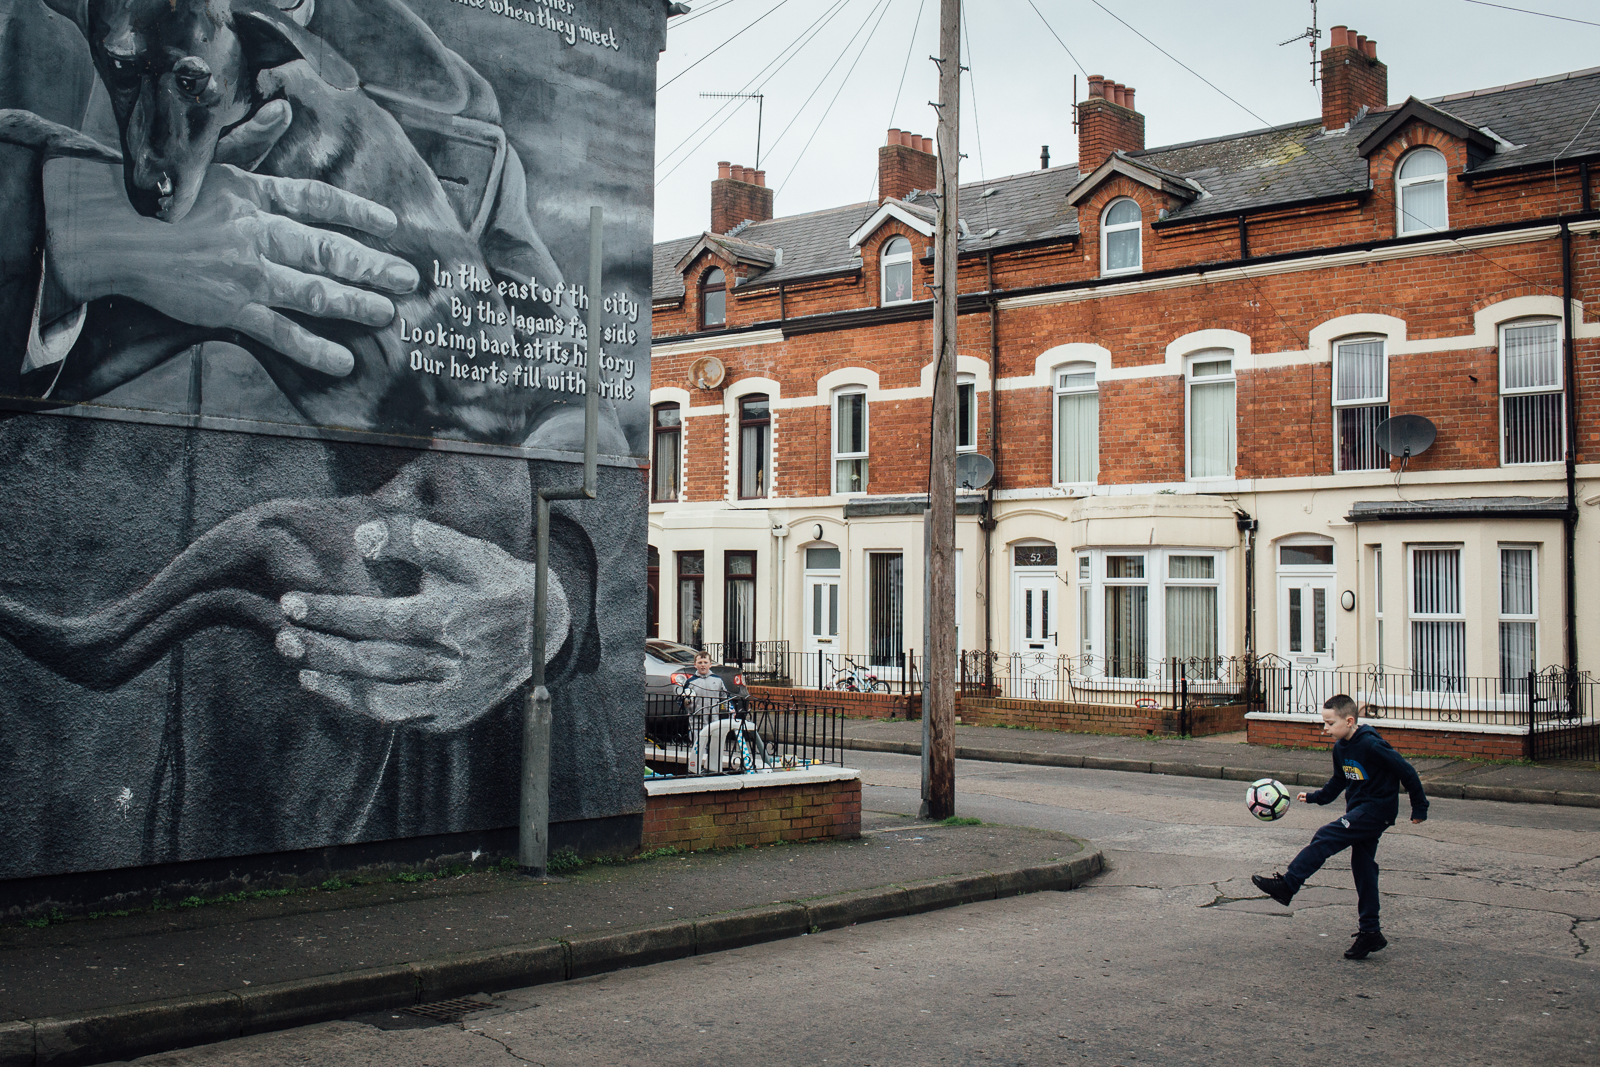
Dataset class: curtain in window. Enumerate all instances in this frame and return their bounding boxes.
[1503,323,1560,390]
[1165,586,1217,670]
[1189,380,1235,478]
[869,553,904,668]
[740,422,767,496]
[1499,548,1536,690]
[725,578,755,663]
[653,431,679,501]
[1057,389,1098,482]
[1401,180,1446,231]
[1105,586,1148,678]
[1412,548,1464,692]
[1335,341,1385,402]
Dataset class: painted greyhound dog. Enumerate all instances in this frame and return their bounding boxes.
[11,0,575,446]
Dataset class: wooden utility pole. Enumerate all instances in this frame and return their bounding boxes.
[921,0,959,820]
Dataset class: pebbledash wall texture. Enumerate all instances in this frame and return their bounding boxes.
[648,24,1600,759]
[0,0,668,913]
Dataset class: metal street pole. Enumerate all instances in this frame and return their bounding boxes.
[521,205,604,876]
[921,0,959,820]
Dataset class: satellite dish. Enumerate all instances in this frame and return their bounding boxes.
[688,355,726,389]
[1375,414,1437,459]
[955,452,995,490]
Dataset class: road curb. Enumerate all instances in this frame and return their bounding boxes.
[840,738,1592,807]
[0,849,1104,1067]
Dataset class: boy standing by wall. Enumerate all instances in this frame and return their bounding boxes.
[1253,694,1429,959]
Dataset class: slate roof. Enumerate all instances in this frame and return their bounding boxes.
[654,65,1600,298]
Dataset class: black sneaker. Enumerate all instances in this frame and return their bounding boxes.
[1345,931,1388,959]
[1252,873,1295,906]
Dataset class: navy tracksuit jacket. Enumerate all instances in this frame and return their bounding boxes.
[1284,724,1430,932]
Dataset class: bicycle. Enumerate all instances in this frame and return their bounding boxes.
[831,655,889,693]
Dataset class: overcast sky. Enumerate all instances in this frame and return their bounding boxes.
[652,0,1600,242]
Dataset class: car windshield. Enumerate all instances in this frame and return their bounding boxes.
[646,641,699,665]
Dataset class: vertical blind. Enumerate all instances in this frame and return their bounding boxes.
[869,552,903,667]
[1502,322,1562,464]
[1412,548,1464,691]
[1188,367,1235,479]
[1499,547,1535,688]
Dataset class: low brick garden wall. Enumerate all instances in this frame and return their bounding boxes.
[751,685,919,720]
[955,697,1248,737]
[1246,715,1528,761]
[643,770,861,850]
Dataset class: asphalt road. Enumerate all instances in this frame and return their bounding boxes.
[119,753,1599,1066]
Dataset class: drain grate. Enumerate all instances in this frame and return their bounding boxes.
[404,996,496,1023]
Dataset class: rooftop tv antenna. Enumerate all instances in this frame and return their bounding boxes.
[1278,0,1322,86]
[699,91,764,169]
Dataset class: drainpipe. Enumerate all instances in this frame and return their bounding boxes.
[1562,220,1578,687]
[521,206,604,877]
[983,251,1000,664]
[1236,510,1258,701]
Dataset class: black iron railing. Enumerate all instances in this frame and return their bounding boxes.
[644,691,846,778]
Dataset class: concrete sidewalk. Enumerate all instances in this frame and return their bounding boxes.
[0,813,1100,1066]
[840,719,1600,807]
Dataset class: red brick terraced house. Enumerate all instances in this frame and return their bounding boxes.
[647,28,1600,757]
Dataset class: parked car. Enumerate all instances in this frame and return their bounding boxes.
[645,640,749,749]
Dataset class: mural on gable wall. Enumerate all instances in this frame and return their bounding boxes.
[0,0,657,881]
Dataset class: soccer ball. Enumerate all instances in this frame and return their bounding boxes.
[1246,778,1291,821]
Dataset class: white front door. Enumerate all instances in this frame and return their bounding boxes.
[1012,570,1060,699]
[803,571,840,686]
[1278,575,1335,671]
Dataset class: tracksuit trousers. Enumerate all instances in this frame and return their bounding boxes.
[1282,802,1390,933]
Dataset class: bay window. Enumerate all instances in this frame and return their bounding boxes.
[1410,545,1464,692]
[1077,548,1224,680]
[1499,546,1537,691]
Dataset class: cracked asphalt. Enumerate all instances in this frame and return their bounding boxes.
[119,753,1598,1066]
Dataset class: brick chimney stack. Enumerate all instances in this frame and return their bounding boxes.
[1077,75,1145,174]
[1321,25,1387,130]
[711,161,774,235]
[878,129,937,202]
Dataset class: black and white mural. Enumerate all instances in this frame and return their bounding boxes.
[0,0,657,881]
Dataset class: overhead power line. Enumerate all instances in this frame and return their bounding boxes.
[1459,0,1600,28]
[660,0,794,91]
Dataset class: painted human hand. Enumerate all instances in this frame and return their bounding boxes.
[43,156,418,377]
[274,517,569,732]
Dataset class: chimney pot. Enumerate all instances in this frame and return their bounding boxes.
[755,169,766,187]
[1124,86,1136,110]
[921,136,933,153]
[887,127,901,146]
[717,161,731,180]
[1321,25,1387,129]
[1088,74,1105,97]
[1112,83,1125,106]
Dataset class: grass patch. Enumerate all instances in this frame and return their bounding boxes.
[938,816,982,826]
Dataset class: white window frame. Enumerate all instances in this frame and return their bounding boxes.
[1333,335,1390,473]
[1396,147,1448,235]
[1053,363,1099,485]
[1186,351,1236,481]
[1100,197,1142,276]
[1409,543,1466,692]
[1498,544,1538,689]
[832,388,869,495]
[956,374,977,453]
[1499,318,1565,466]
[1077,547,1227,681]
[880,236,914,305]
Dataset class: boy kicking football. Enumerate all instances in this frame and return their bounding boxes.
[1253,694,1429,959]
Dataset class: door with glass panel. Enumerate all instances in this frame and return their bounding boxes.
[1278,576,1335,674]
[802,546,841,686]
[1011,546,1060,699]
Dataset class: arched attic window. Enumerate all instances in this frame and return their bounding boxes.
[1396,148,1447,234]
[1100,198,1142,276]
[881,236,913,305]
[700,268,726,329]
